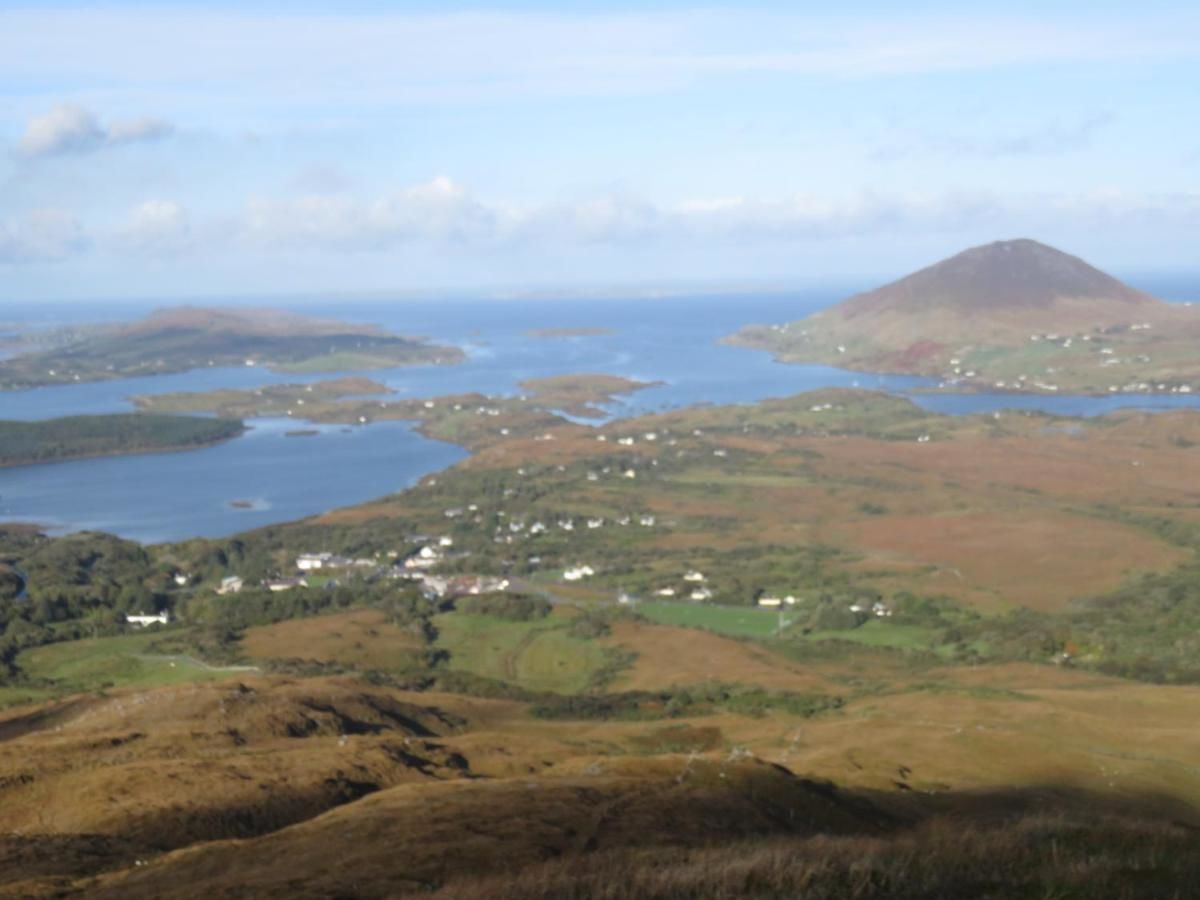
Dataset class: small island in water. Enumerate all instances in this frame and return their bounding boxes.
[0,306,465,390]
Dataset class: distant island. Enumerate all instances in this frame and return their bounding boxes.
[525,326,615,338]
[0,306,465,390]
[134,372,657,450]
[0,413,245,467]
[729,239,1200,395]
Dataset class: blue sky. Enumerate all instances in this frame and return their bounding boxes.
[1,1,1198,301]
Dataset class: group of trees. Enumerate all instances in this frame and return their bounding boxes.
[0,530,174,678]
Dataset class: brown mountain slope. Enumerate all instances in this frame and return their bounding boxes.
[839,239,1157,319]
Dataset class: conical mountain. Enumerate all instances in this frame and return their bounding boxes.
[727,239,1195,391]
[839,239,1156,321]
[794,238,1170,355]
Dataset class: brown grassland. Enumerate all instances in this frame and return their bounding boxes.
[7,387,1200,895]
[2,643,1200,897]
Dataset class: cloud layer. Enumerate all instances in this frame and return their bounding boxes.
[8,179,1197,267]
[16,103,174,158]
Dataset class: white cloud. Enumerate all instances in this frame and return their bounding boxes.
[3,182,1195,271]
[105,116,175,146]
[16,105,105,158]
[226,178,1200,255]
[114,199,192,255]
[240,176,502,250]
[0,208,88,262]
[15,103,174,158]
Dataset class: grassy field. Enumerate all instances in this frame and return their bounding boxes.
[0,685,54,709]
[240,608,425,674]
[17,632,243,692]
[637,601,790,638]
[433,611,614,693]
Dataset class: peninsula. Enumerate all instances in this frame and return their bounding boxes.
[729,239,1200,394]
[0,306,465,390]
[0,414,245,467]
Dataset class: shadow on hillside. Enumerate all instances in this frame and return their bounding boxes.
[12,766,1200,899]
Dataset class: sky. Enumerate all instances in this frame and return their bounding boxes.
[1,1,1198,302]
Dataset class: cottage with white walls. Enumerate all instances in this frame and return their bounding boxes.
[266,577,307,592]
[126,611,170,627]
[297,552,332,571]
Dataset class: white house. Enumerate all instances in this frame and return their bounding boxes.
[690,587,713,601]
[563,564,596,582]
[266,577,307,592]
[757,597,783,608]
[654,587,676,597]
[173,573,189,587]
[217,576,243,595]
[126,611,170,627]
[683,570,706,583]
[297,552,333,571]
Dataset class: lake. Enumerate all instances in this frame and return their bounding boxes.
[4,290,1200,543]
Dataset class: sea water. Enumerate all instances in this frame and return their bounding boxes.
[2,289,1199,542]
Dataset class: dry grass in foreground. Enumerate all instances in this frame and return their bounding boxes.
[425,812,1200,900]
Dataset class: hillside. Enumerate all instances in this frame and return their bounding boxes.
[0,307,464,389]
[4,388,1200,893]
[729,239,1200,394]
[1,665,1199,897]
